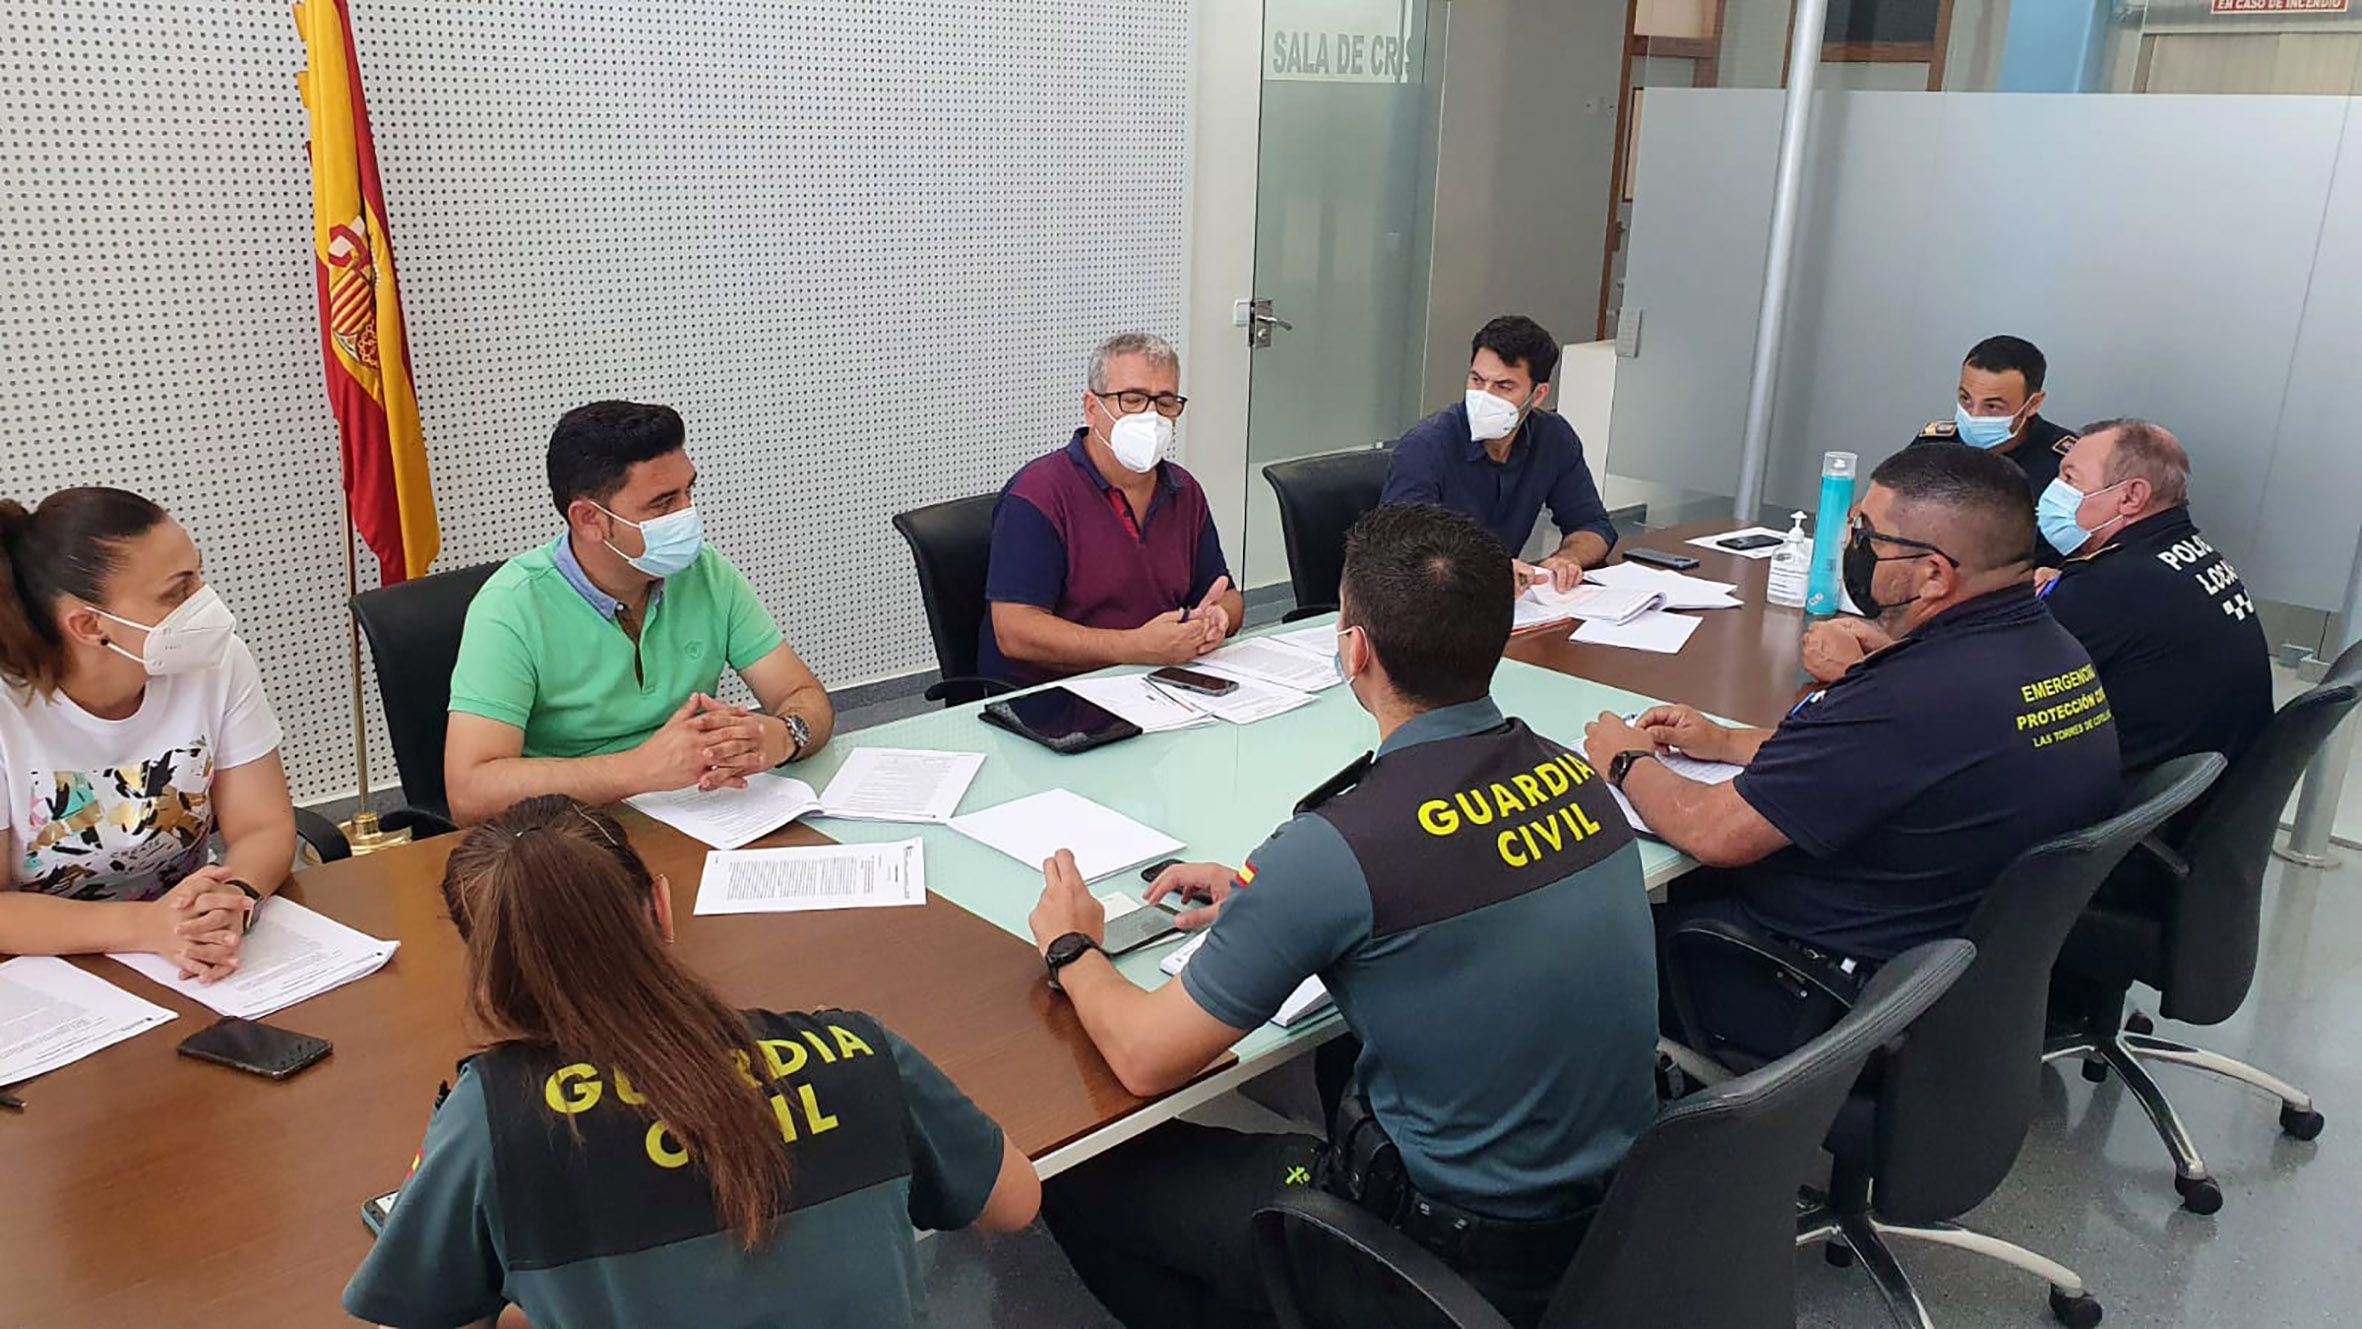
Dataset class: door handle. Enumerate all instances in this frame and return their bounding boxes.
[1247,298,1293,348]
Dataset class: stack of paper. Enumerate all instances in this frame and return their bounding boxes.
[110,900,399,1019]
[1151,669,1315,725]
[628,772,822,849]
[1161,931,1333,1028]
[1268,621,1341,657]
[1571,609,1703,655]
[1609,752,1745,836]
[1587,561,1743,611]
[1197,637,1342,692]
[0,957,176,1087]
[1064,674,1217,734]
[1516,582,1666,630]
[949,788,1184,883]
[816,748,985,823]
[695,839,927,915]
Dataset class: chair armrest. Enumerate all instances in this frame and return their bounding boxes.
[1604,501,1649,529]
[924,675,1015,706]
[1664,916,1859,1053]
[380,807,460,842]
[1252,1191,1513,1329]
[293,807,351,864]
[1281,603,1339,624]
[2129,833,2191,882]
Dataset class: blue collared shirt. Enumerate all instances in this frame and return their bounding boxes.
[1381,403,1615,556]
[549,533,660,622]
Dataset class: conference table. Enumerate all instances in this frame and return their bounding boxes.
[0,520,1807,1328]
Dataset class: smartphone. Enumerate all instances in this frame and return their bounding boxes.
[1715,533,1783,553]
[1140,857,1185,882]
[176,1017,332,1080]
[1624,548,1701,571]
[361,1187,401,1235]
[1148,666,1237,697]
[1103,899,1186,955]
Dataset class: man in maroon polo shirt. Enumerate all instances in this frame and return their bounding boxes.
[980,332,1244,687]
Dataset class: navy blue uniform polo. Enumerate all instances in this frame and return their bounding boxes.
[1908,414,2078,568]
[1381,404,1615,556]
[1729,588,2121,960]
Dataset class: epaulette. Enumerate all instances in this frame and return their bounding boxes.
[1294,751,1374,816]
[2052,432,2078,456]
[1918,420,1957,440]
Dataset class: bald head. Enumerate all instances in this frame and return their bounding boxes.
[2078,418,2189,511]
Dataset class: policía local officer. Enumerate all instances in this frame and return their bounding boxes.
[1910,334,2077,495]
[2039,418,2272,777]
[1026,504,1657,1329]
[1582,444,2120,1064]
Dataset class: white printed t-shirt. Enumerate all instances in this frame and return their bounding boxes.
[0,637,282,902]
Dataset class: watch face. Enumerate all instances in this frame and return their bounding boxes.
[1047,933,1091,965]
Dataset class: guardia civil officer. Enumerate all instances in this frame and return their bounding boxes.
[1026,504,1657,1329]
[1584,444,2120,1063]
[2039,419,2272,776]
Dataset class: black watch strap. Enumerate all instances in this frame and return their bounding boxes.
[228,878,262,933]
[1044,932,1099,991]
[1609,749,1657,790]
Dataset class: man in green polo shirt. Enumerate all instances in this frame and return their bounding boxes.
[443,401,833,824]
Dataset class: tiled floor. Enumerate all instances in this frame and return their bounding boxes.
[918,853,2362,1327]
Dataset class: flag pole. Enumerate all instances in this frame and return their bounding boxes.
[336,515,407,854]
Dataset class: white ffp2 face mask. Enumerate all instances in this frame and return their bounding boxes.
[96,584,239,676]
[1465,389,1527,442]
[1106,409,1172,473]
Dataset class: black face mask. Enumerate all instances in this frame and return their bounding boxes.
[1842,520,1957,618]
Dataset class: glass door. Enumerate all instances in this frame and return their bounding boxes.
[1241,0,1449,595]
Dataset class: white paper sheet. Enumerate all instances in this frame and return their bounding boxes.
[817,748,984,823]
[109,900,398,1020]
[626,773,822,849]
[1571,607,1703,654]
[1063,674,1216,733]
[1686,527,1788,560]
[1160,931,1333,1028]
[1196,637,1341,691]
[949,788,1185,883]
[1585,561,1742,610]
[0,957,176,1087]
[1517,582,1666,629]
[1269,622,1341,658]
[1152,669,1315,725]
[1609,752,1745,837]
[694,839,927,915]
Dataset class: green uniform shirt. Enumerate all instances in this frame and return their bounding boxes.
[448,538,784,757]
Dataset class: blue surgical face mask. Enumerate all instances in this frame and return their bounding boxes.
[596,501,705,578]
[2036,477,2129,555]
[1954,403,2020,449]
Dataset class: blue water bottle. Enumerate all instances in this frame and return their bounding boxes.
[1805,450,1857,615]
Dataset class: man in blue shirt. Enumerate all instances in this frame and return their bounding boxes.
[1027,504,1657,1328]
[1381,315,1615,591]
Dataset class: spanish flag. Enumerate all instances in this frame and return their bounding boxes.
[296,1,437,583]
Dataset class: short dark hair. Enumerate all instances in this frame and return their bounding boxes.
[1869,442,2038,573]
[1963,335,2047,394]
[1471,315,1560,385]
[547,401,686,515]
[1340,504,1511,709]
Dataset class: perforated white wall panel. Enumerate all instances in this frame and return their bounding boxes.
[1,1,1190,803]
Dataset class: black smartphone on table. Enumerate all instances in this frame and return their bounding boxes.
[176,1018,331,1080]
[1148,666,1237,697]
[1714,533,1782,553]
[1103,899,1186,955]
[1624,548,1702,571]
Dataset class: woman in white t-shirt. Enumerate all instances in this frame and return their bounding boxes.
[0,488,295,981]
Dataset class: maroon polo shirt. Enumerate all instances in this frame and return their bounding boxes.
[978,430,1231,686]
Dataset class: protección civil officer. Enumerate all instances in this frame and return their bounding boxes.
[1025,504,1657,1329]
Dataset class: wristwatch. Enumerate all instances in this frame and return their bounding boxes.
[228,878,262,934]
[1043,932,1100,992]
[1608,749,1658,790]
[779,712,813,764]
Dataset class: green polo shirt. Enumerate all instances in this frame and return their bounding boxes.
[448,538,785,758]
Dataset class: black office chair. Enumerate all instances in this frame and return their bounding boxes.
[1262,447,1393,623]
[1251,939,1978,1329]
[346,560,503,837]
[891,494,1015,707]
[2047,638,2361,1213]
[1770,754,2222,1329]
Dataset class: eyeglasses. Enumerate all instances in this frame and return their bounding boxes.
[1849,513,1959,568]
[1092,389,1189,419]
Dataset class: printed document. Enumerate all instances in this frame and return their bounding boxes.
[818,748,985,823]
[949,788,1184,883]
[1585,561,1742,610]
[627,773,822,849]
[1516,583,1666,630]
[1064,674,1216,734]
[1572,607,1703,654]
[1610,752,1744,837]
[110,900,398,1020]
[1197,637,1342,692]
[1153,669,1314,726]
[0,957,175,1087]
[695,839,927,915]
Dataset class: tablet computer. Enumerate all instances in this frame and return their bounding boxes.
[980,686,1144,755]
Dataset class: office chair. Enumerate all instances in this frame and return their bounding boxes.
[1261,447,1393,623]
[347,560,503,838]
[1251,939,1977,1329]
[2047,637,2361,1213]
[891,494,1015,707]
[1749,754,2222,1329]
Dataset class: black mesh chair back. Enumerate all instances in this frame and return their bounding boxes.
[348,560,502,821]
[1867,753,2225,1223]
[1261,448,1393,615]
[1251,941,1977,1329]
[2158,637,2361,1024]
[890,494,1009,703]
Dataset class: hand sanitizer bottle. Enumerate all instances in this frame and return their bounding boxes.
[1767,512,1811,609]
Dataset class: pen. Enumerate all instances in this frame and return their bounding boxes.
[1180,604,1192,624]
[0,1089,25,1112]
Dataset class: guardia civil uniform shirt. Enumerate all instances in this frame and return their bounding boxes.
[1731,587,2121,960]
[1180,698,1658,1222]
[448,536,785,757]
[2045,507,2272,776]
[343,1008,1004,1329]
